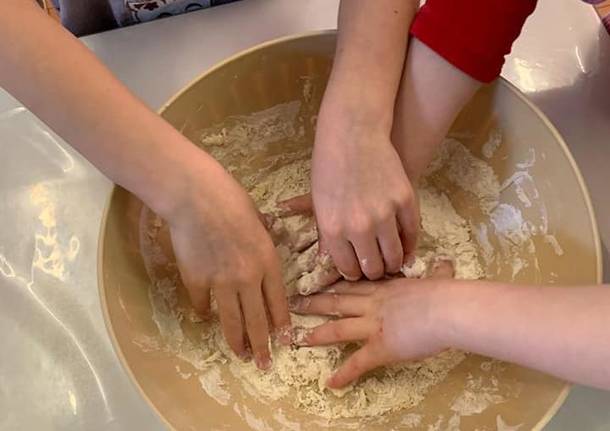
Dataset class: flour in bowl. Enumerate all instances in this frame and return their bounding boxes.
[137,103,510,428]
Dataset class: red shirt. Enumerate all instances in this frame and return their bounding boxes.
[410,0,538,83]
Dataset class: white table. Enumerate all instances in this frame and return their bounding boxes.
[1,0,609,429]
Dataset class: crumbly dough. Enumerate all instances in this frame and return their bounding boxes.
[217,156,483,420]
[140,103,502,426]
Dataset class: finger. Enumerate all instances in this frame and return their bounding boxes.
[214,289,247,359]
[190,285,212,317]
[315,252,341,286]
[376,218,404,275]
[291,219,318,252]
[277,193,313,217]
[325,280,377,296]
[428,257,455,279]
[257,211,275,230]
[295,252,341,295]
[298,318,372,346]
[350,235,385,280]
[326,237,362,281]
[397,204,420,259]
[284,242,318,284]
[262,262,292,345]
[264,217,288,247]
[327,343,389,388]
[289,293,371,317]
[239,284,272,370]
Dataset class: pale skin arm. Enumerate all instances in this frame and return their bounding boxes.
[295,35,610,389]
[293,278,610,391]
[1,0,290,369]
[441,282,610,389]
[392,37,482,183]
[313,0,420,281]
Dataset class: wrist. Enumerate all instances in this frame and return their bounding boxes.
[316,93,394,147]
[320,73,396,134]
[428,281,480,351]
[133,137,227,222]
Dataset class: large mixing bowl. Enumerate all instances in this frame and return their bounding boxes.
[98,32,602,430]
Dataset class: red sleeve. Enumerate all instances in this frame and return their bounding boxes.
[410,0,537,83]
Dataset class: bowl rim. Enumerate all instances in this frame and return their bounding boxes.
[97,29,603,431]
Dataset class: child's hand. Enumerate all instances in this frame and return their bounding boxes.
[167,162,291,370]
[312,122,419,281]
[290,260,454,388]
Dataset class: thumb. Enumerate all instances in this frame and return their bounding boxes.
[327,342,389,389]
[276,193,313,217]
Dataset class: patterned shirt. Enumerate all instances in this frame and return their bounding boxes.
[108,0,240,27]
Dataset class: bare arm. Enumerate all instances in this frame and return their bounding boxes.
[312,0,420,282]
[322,0,416,131]
[440,282,610,389]
[392,38,481,183]
[0,0,202,218]
[0,0,290,368]
[294,277,610,390]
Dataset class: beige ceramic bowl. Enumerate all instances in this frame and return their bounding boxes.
[98,32,602,430]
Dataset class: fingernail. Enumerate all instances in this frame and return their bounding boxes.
[238,348,252,362]
[339,270,360,282]
[275,325,293,346]
[325,375,336,388]
[255,353,272,370]
[404,254,415,267]
[293,327,312,346]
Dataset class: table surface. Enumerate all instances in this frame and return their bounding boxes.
[1,0,609,429]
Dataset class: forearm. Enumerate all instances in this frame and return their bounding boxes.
[392,38,481,182]
[321,0,418,131]
[437,282,610,389]
[0,1,217,218]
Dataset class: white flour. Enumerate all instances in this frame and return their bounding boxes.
[137,102,554,428]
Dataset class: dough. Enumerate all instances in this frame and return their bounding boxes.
[140,103,491,425]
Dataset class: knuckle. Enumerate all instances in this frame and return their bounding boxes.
[376,204,396,223]
[209,272,230,287]
[394,188,413,206]
[222,265,260,288]
[349,217,374,237]
[322,222,343,240]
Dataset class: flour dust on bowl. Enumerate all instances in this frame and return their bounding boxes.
[98,32,601,431]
